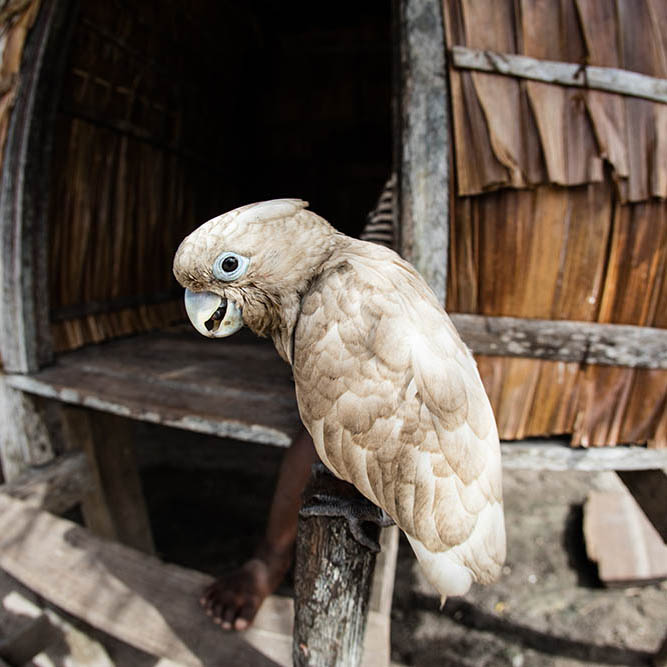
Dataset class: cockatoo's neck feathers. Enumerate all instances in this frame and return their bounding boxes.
[233,199,309,227]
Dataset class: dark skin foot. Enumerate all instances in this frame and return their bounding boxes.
[201,427,318,631]
[200,546,292,630]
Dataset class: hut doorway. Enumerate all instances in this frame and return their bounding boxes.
[39,0,393,354]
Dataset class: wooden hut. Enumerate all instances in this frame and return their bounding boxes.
[0,0,666,664]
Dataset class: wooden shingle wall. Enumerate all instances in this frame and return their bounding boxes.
[444,0,667,446]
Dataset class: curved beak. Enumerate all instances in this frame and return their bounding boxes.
[184,289,243,338]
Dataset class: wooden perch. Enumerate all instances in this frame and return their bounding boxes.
[294,468,384,667]
[451,46,667,104]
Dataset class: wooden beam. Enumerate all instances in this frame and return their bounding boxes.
[616,470,667,542]
[398,0,450,304]
[0,0,76,372]
[0,494,387,667]
[0,451,91,514]
[0,374,60,481]
[451,46,667,104]
[451,313,667,369]
[500,440,667,472]
[61,406,155,554]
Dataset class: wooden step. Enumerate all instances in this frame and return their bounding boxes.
[0,493,391,666]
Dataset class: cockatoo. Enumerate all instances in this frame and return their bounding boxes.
[173,199,505,600]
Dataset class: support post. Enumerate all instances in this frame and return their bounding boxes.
[61,406,155,554]
[293,467,381,667]
[0,375,59,481]
[397,0,450,304]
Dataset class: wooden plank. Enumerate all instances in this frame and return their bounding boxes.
[451,313,667,369]
[6,327,301,448]
[398,0,449,304]
[0,0,76,372]
[617,470,667,542]
[61,407,155,554]
[0,451,91,514]
[583,489,667,585]
[500,440,667,471]
[0,494,387,667]
[451,46,667,104]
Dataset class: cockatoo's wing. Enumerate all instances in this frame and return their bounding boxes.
[293,243,505,598]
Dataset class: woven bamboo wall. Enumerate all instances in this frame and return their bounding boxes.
[444,0,667,447]
[47,0,245,351]
[46,0,391,353]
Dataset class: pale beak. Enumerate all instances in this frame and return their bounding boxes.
[184,289,243,338]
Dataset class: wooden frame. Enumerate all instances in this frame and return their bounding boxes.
[0,0,77,374]
[451,46,667,105]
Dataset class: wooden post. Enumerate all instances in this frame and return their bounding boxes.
[397,0,450,304]
[293,467,382,667]
[0,0,77,373]
[61,406,155,554]
[0,375,60,481]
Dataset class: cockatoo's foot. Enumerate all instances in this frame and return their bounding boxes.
[200,546,291,631]
[300,463,394,552]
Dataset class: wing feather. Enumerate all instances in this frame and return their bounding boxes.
[293,243,505,596]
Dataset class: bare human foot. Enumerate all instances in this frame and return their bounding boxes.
[200,546,292,631]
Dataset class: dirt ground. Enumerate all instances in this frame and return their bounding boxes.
[2,424,666,666]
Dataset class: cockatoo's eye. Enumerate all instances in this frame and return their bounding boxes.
[212,252,249,281]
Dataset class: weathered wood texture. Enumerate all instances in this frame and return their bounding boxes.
[443,0,667,200]
[294,471,382,667]
[0,493,388,667]
[451,314,667,369]
[0,374,60,481]
[398,0,449,303]
[584,489,667,585]
[451,46,667,104]
[500,441,667,472]
[0,0,76,372]
[443,0,667,447]
[0,450,90,514]
[617,470,667,542]
[6,326,301,447]
[61,407,155,554]
[0,614,56,666]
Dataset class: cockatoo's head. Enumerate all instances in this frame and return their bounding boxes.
[173,199,338,342]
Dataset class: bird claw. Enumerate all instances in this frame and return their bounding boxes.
[300,464,394,552]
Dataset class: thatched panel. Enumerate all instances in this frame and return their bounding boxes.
[444,0,667,201]
[445,0,667,446]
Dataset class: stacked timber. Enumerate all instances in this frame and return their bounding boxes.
[443,0,667,447]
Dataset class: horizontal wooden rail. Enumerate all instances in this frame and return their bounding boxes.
[500,440,667,471]
[451,314,667,369]
[451,46,667,104]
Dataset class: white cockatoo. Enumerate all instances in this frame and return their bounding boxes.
[173,199,505,600]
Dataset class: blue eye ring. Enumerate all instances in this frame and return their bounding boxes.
[212,252,250,282]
